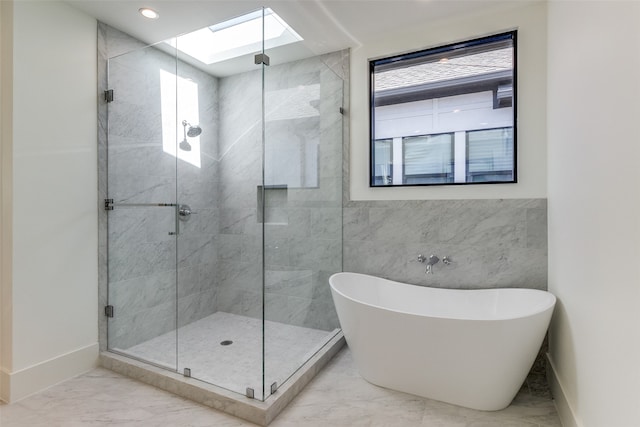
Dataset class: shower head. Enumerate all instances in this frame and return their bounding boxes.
[187,125,202,137]
[179,120,200,151]
[182,120,202,137]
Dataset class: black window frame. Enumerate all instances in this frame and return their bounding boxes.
[369,30,518,187]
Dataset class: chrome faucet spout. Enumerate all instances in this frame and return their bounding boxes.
[425,255,439,274]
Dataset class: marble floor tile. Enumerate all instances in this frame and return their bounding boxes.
[116,311,337,397]
[0,348,561,427]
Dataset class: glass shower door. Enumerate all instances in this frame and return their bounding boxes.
[173,14,266,399]
[262,43,344,395]
[105,44,179,371]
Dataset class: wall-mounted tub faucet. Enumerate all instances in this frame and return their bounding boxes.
[415,254,452,274]
[416,254,440,274]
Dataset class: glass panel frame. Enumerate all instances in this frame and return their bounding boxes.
[105,42,180,372]
[262,25,344,400]
[171,9,267,400]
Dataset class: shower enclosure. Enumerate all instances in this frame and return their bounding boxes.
[102,9,344,402]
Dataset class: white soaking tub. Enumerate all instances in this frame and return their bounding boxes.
[329,272,556,411]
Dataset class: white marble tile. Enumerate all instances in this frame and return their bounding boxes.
[0,402,52,427]
[0,346,560,427]
[526,207,548,250]
[118,312,335,399]
[265,269,314,298]
[178,289,217,327]
[310,208,342,240]
[108,239,176,283]
[109,299,177,351]
[272,348,561,427]
[110,269,175,314]
[343,199,548,291]
[217,287,263,319]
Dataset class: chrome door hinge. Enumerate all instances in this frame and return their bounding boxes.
[104,89,114,103]
[105,305,114,318]
[104,199,114,211]
[254,53,270,66]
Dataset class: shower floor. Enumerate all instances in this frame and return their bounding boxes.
[114,312,338,399]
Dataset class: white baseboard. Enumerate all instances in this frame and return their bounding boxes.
[0,369,9,403]
[1,342,99,402]
[547,353,582,427]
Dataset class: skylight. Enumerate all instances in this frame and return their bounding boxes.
[167,8,303,65]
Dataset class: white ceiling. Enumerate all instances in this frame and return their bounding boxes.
[65,0,526,75]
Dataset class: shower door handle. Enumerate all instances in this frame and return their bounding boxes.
[103,199,179,236]
[104,199,194,236]
[104,199,177,210]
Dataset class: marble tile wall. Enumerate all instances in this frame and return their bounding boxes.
[215,65,263,320]
[343,199,547,289]
[216,52,347,331]
[99,24,219,350]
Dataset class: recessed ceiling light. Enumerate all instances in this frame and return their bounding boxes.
[139,8,159,20]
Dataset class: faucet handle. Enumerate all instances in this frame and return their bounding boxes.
[416,254,427,263]
[442,256,452,265]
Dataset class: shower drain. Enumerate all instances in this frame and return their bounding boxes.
[220,340,233,346]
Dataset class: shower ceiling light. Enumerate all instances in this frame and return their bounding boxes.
[166,8,303,65]
[139,8,159,19]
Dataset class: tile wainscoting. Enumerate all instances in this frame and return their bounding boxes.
[343,198,547,290]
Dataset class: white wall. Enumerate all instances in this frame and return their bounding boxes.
[0,1,99,402]
[0,0,14,401]
[547,1,640,426]
[350,1,547,200]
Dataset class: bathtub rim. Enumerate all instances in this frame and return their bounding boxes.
[329,272,556,322]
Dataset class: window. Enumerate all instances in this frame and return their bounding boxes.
[373,139,393,185]
[370,31,516,186]
[166,8,302,65]
[466,127,514,182]
[403,133,454,184]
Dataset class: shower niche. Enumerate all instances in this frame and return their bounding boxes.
[99,8,345,422]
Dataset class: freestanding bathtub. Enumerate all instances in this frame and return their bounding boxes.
[329,272,556,411]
